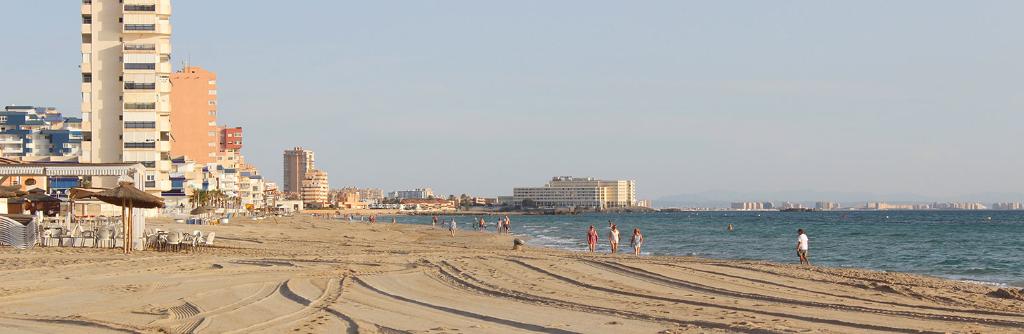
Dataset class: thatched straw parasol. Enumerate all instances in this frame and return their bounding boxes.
[0,185,27,198]
[72,181,164,254]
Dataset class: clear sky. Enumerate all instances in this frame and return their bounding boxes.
[3,1,1024,200]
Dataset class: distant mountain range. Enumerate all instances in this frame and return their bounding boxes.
[653,190,1024,208]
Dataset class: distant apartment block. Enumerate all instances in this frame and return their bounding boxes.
[931,202,987,210]
[282,147,315,194]
[219,126,242,152]
[301,169,330,208]
[81,0,174,191]
[512,176,636,210]
[991,202,1023,210]
[0,106,82,158]
[169,66,218,163]
[337,187,384,203]
[865,202,915,210]
[814,201,841,210]
[730,202,764,210]
[387,188,435,200]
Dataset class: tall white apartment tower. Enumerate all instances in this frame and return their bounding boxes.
[80,0,173,192]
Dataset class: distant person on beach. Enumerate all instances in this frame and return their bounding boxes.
[587,225,599,253]
[504,216,511,235]
[449,218,458,237]
[479,217,486,231]
[727,224,734,232]
[609,224,620,254]
[392,217,397,225]
[630,228,644,256]
[797,229,810,265]
[496,218,503,233]
[432,215,438,229]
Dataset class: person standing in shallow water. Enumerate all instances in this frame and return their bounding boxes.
[449,218,458,237]
[630,228,644,256]
[608,224,620,254]
[586,225,599,253]
[796,229,810,265]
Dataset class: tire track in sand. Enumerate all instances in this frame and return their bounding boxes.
[433,260,782,334]
[351,275,581,334]
[589,260,1024,329]
[507,258,945,334]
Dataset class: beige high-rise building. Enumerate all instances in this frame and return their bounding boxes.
[169,66,218,164]
[283,147,315,194]
[513,176,637,210]
[80,0,174,191]
[301,169,330,208]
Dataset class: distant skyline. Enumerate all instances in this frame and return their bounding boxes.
[3,1,1024,199]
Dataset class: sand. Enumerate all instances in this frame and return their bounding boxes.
[0,215,1021,333]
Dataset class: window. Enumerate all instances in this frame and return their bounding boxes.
[124,142,156,149]
[124,4,155,11]
[124,82,155,90]
[124,24,155,31]
[208,131,216,136]
[82,15,92,24]
[124,63,156,70]
[208,110,216,116]
[0,116,7,123]
[124,102,156,110]
[208,90,217,95]
[208,100,217,105]
[124,121,156,129]
[208,80,216,85]
[82,73,92,83]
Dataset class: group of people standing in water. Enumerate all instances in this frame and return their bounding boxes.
[432,215,512,237]
[588,221,644,256]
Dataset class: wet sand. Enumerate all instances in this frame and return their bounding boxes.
[0,215,1021,333]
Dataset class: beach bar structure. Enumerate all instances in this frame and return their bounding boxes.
[0,163,149,250]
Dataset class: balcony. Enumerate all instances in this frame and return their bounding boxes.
[123,43,156,52]
[81,43,92,53]
[158,160,172,171]
[123,4,156,12]
[81,82,92,93]
[81,3,91,15]
[81,23,91,34]
[124,82,156,90]
[124,142,156,149]
[157,140,171,152]
[123,24,156,32]
[81,62,91,73]
[124,102,156,110]
[158,62,172,74]
[124,63,156,71]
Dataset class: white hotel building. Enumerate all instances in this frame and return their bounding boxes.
[513,176,636,210]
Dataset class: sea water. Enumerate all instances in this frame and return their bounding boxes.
[389,211,1024,287]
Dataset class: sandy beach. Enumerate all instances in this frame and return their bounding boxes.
[0,215,1021,334]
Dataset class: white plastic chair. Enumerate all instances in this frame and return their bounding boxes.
[202,232,215,251]
[166,231,182,252]
[96,229,113,248]
[191,231,203,252]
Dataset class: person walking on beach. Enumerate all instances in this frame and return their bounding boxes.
[479,217,486,232]
[630,228,644,256]
[432,215,438,229]
[449,218,458,237]
[391,217,397,225]
[608,224,620,254]
[796,229,810,265]
[496,217,504,233]
[587,225,599,253]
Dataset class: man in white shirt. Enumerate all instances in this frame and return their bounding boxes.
[796,229,810,265]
